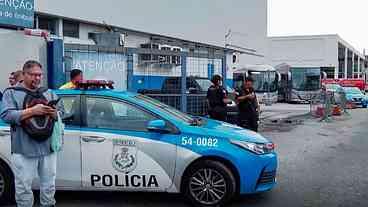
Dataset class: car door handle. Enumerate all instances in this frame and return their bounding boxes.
[0,129,10,137]
[81,136,106,143]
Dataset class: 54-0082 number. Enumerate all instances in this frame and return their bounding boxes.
[181,137,218,147]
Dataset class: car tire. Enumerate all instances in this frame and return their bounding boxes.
[0,162,14,205]
[363,104,367,108]
[183,160,236,207]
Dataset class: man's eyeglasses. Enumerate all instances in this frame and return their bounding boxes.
[26,72,43,78]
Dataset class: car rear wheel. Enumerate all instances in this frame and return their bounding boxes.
[183,160,236,207]
[0,163,13,204]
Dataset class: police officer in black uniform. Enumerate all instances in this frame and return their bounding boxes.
[236,77,260,132]
[206,75,231,121]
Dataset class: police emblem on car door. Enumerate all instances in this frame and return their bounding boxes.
[112,139,137,173]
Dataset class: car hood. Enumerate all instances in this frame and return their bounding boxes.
[195,118,269,144]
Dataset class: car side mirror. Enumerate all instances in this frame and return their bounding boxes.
[147,120,170,133]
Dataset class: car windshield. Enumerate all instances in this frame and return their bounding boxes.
[195,79,212,91]
[135,95,194,123]
[226,85,235,93]
[326,84,341,91]
[233,73,245,90]
[195,78,234,93]
[344,87,362,94]
[292,68,321,91]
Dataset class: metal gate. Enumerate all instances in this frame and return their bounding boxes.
[132,47,226,117]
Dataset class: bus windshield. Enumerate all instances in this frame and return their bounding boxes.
[249,71,278,93]
[292,68,321,91]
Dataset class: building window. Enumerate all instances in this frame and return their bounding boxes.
[38,16,57,35]
[321,67,335,79]
[63,20,79,38]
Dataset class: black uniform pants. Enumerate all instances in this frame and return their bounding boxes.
[238,118,258,132]
[209,106,227,122]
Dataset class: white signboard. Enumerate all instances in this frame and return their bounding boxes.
[71,51,127,91]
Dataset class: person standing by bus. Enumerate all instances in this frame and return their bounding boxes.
[206,75,231,122]
[236,77,260,132]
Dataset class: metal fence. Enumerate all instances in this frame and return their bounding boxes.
[63,44,231,120]
[310,90,348,120]
[133,48,227,118]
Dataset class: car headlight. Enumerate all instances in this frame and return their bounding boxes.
[230,140,275,155]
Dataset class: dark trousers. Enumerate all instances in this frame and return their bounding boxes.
[209,106,227,122]
[238,118,258,132]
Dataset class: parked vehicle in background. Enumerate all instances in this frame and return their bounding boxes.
[340,79,365,91]
[138,76,238,123]
[233,65,279,104]
[342,87,368,108]
[324,83,344,105]
[323,79,366,91]
[275,63,322,103]
[325,83,342,93]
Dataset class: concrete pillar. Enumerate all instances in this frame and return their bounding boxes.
[35,16,39,29]
[56,18,63,37]
[352,53,355,79]
[126,48,134,92]
[344,47,348,79]
[180,53,187,113]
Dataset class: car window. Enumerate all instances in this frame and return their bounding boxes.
[86,97,157,132]
[344,87,361,94]
[135,95,194,123]
[60,96,79,126]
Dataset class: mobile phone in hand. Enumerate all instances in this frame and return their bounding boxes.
[47,98,61,107]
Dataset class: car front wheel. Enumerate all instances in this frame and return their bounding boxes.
[183,160,236,207]
[0,163,13,204]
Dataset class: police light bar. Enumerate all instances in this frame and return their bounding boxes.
[76,80,114,90]
[24,29,49,38]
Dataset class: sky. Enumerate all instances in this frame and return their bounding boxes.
[268,0,368,53]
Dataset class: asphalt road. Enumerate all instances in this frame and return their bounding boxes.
[6,109,368,207]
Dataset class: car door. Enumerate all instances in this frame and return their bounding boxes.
[0,123,11,164]
[80,96,177,192]
[55,95,82,189]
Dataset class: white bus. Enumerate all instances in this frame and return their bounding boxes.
[233,65,279,104]
[275,63,322,103]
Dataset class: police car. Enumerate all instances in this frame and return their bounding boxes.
[0,81,277,206]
